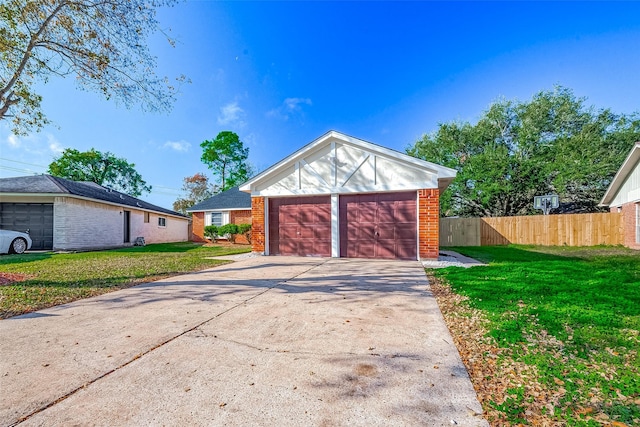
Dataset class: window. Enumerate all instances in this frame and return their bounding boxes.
[144,212,150,223]
[211,212,223,226]
[158,217,166,227]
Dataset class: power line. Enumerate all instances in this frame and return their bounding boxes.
[0,157,183,194]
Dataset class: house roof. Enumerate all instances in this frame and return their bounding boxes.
[186,186,252,212]
[0,175,187,218]
[239,130,457,194]
[600,142,640,206]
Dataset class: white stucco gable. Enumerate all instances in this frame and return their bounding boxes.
[240,131,456,196]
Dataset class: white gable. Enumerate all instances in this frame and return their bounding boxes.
[241,131,455,197]
[601,142,640,207]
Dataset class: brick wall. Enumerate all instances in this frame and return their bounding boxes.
[54,197,189,250]
[620,202,640,249]
[191,212,206,242]
[251,197,265,253]
[54,197,124,250]
[230,210,252,244]
[132,212,189,245]
[418,189,440,260]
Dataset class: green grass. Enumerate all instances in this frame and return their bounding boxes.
[432,245,640,425]
[0,242,251,319]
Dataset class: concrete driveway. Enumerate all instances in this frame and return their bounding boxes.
[0,256,487,426]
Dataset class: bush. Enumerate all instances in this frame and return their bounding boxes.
[237,223,252,244]
[204,225,219,242]
[218,223,239,243]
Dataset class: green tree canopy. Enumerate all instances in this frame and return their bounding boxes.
[0,0,182,135]
[407,87,640,217]
[172,173,217,215]
[200,131,251,191]
[48,148,151,197]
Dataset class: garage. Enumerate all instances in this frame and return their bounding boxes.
[241,131,456,260]
[268,196,331,256]
[0,203,54,250]
[339,192,417,260]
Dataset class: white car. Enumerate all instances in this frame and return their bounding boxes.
[0,230,33,254]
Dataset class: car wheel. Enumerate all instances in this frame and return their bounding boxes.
[9,238,27,254]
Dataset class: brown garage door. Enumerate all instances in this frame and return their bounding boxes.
[269,196,331,257]
[340,192,417,260]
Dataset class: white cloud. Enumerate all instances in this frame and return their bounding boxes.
[217,101,245,126]
[7,134,20,147]
[47,135,64,154]
[267,97,312,121]
[284,97,312,112]
[162,140,191,152]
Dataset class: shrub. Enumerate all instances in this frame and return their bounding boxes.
[237,223,252,244]
[204,225,219,242]
[218,223,239,243]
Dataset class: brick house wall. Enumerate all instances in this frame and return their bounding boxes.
[54,197,123,250]
[191,209,252,244]
[418,188,440,260]
[251,197,266,253]
[618,203,640,249]
[54,197,189,250]
[230,210,252,244]
[131,211,189,245]
[191,212,206,242]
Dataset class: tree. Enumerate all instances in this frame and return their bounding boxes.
[200,131,251,191]
[407,86,640,217]
[0,0,182,135]
[172,173,217,214]
[48,148,151,196]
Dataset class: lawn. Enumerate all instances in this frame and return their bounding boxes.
[0,242,251,319]
[428,245,640,426]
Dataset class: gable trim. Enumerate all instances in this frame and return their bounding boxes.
[240,131,456,195]
[600,142,640,206]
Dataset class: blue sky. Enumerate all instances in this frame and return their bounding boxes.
[2,1,640,209]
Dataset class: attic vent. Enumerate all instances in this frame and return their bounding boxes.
[119,194,124,199]
[136,202,141,207]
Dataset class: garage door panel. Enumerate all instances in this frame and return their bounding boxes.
[396,223,416,239]
[377,207,395,223]
[269,196,331,257]
[313,224,331,238]
[377,228,395,240]
[281,207,298,224]
[395,208,415,222]
[0,203,53,250]
[340,192,417,260]
[281,225,299,239]
[376,242,396,259]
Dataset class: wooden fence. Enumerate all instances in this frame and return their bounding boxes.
[440,212,624,247]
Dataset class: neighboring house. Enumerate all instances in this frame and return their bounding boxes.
[187,186,252,244]
[600,141,640,249]
[239,130,457,260]
[0,175,189,251]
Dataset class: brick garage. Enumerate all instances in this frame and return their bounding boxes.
[243,131,456,260]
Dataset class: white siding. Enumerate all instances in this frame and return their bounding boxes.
[610,159,640,206]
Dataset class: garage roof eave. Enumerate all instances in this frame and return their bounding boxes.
[599,142,640,206]
[240,130,457,193]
